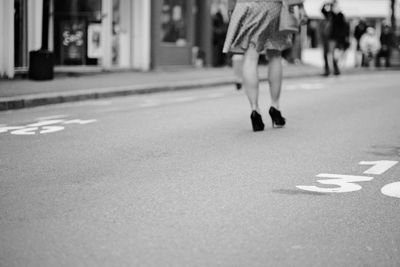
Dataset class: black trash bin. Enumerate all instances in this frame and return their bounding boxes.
[29,50,54,80]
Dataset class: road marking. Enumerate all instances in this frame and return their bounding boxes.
[381,182,400,198]
[0,118,97,136]
[296,174,374,193]
[359,161,399,175]
[39,126,65,134]
[11,127,39,135]
[0,126,24,133]
[285,83,325,91]
[63,119,97,125]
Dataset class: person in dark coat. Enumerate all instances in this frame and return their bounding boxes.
[321,0,348,76]
[212,11,228,67]
[354,19,367,66]
[376,24,394,67]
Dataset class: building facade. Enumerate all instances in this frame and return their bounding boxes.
[2,0,398,78]
[1,0,231,78]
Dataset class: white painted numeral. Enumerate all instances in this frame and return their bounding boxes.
[296,174,374,193]
[359,161,398,175]
[39,126,65,134]
[10,127,39,135]
[381,182,400,199]
[0,126,24,134]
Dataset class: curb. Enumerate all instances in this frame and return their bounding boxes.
[0,69,361,111]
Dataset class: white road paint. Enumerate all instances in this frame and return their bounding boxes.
[359,161,399,175]
[1,118,97,136]
[63,119,97,125]
[0,126,24,133]
[381,182,400,199]
[11,127,39,135]
[39,126,65,134]
[296,174,374,193]
[285,83,325,91]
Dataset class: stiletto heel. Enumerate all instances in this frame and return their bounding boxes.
[269,107,286,128]
[250,111,265,132]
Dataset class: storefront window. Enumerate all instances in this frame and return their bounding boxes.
[161,0,187,46]
[53,0,102,65]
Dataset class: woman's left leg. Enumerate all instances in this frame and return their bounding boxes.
[267,50,283,109]
[266,49,286,127]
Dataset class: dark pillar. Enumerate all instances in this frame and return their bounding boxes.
[195,0,212,67]
[29,0,54,80]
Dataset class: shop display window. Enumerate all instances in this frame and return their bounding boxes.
[161,0,188,46]
[53,0,102,65]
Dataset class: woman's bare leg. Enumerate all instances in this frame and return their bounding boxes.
[242,46,260,111]
[232,54,244,87]
[267,50,283,109]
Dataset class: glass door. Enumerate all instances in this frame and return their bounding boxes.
[154,0,195,66]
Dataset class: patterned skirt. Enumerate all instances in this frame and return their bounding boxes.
[223,0,292,54]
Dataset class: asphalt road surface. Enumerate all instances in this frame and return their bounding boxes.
[1,71,400,267]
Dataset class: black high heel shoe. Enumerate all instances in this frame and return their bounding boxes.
[235,82,242,90]
[250,111,265,132]
[269,107,286,128]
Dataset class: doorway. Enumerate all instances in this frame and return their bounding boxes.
[152,0,196,67]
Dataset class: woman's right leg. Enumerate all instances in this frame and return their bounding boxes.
[242,46,260,112]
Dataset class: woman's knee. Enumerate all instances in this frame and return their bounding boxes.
[244,45,259,61]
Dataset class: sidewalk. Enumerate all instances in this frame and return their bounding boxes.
[0,64,333,111]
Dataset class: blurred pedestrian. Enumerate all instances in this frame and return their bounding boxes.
[320,0,348,76]
[212,11,228,67]
[376,24,393,68]
[354,19,367,67]
[360,27,381,68]
[223,0,307,131]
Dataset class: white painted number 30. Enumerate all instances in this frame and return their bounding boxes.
[296,160,400,198]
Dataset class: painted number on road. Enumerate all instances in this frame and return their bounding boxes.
[0,117,97,136]
[296,160,399,199]
[381,182,400,199]
[359,161,398,175]
[296,174,374,193]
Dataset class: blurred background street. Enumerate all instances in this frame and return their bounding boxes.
[1,0,400,266]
